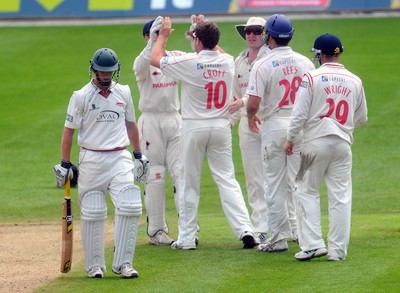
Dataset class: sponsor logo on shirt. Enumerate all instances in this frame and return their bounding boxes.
[66,114,73,123]
[153,81,178,88]
[239,82,248,89]
[322,75,347,83]
[96,110,120,123]
[116,102,125,106]
[197,63,222,69]
[300,81,308,88]
[273,59,297,67]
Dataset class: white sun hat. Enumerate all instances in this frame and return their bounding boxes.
[235,17,266,40]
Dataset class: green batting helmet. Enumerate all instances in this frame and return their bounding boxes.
[90,48,120,72]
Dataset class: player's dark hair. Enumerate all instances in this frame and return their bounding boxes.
[272,36,292,46]
[194,22,220,50]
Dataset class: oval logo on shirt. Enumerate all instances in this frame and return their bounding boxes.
[96,110,120,123]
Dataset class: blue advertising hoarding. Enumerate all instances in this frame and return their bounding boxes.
[0,0,396,19]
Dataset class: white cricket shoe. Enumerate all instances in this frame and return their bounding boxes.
[295,247,328,261]
[87,266,103,278]
[171,241,196,250]
[258,239,288,252]
[149,231,174,245]
[254,232,268,244]
[327,255,345,261]
[121,263,139,278]
[113,263,139,278]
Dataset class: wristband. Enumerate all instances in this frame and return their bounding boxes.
[133,150,142,160]
[61,160,72,169]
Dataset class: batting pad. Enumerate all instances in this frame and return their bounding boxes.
[80,190,107,272]
[145,165,169,236]
[113,185,142,271]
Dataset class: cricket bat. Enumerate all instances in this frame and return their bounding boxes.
[60,178,73,273]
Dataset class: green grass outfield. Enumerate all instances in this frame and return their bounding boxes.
[1,16,399,292]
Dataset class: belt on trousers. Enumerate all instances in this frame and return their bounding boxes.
[82,147,126,152]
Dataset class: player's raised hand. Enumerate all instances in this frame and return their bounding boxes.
[185,14,205,41]
[159,16,174,38]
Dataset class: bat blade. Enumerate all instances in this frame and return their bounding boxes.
[60,179,73,273]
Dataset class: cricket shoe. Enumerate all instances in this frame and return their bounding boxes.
[258,239,288,252]
[254,232,268,245]
[327,255,345,261]
[149,230,174,246]
[295,247,328,261]
[171,241,196,250]
[113,263,139,278]
[87,266,103,278]
[241,231,257,249]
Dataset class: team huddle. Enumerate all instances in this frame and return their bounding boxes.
[53,13,368,278]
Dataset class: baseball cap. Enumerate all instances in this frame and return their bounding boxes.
[235,17,266,40]
[142,19,155,37]
[312,33,344,56]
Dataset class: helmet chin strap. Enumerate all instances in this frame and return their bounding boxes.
[94,71,112,89]
[96,77,111,87]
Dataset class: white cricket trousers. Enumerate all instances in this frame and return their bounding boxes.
[296,135,352,260]
[138,112,181,236]
[238,117,268,234]
[177,118,253,247]
[261,117,300,244]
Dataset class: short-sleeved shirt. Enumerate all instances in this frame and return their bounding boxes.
[64,81,135,150]
[134,49,182,113]
[233,45,271,118]
[159,50,235,120]
[288,62,368,144]
[246,46,315,124]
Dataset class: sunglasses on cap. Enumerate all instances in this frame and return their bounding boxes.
[244,27,263,35]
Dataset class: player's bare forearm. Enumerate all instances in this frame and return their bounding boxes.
[126,121,141,152]
[61,127,74,162]
[247,95,260,120]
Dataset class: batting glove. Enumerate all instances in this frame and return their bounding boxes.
[53,160,74,188]
[133,150,150,184]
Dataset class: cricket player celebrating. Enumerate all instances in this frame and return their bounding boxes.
[150,17,256,250]
[284,34,368,261]
[247,14,315,253]
[53,48,149,278]
[133,16,182,246]
[229,16,271,244]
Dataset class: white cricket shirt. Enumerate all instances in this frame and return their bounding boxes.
[233,45,271,119]
[159,50,235,120]
[64,81,136,150]
[288,62,368,144]
[246,46,315,125]
[134,49,182,113]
